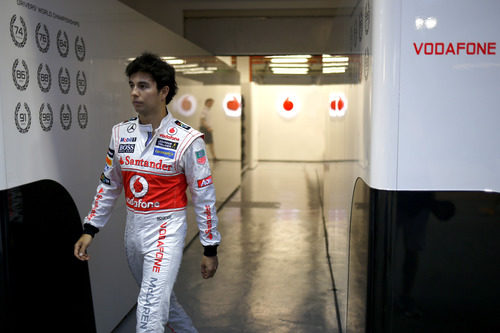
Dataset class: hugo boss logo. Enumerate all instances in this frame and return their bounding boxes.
[35,22,50,53]
[39,103,53,132]
[58,67,70,94]
[37,63,51,93]
[12,59,29,91]
[75,36,86,61]
[76,70,87,95]
[77,104,88,129]
[56,30,69,57]
[60,104,72,130]
[10,14,27,48]
[15,102,31,134]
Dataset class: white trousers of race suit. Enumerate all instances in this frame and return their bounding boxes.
[125,208,198,333]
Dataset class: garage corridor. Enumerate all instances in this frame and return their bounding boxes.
[178,162,338,332]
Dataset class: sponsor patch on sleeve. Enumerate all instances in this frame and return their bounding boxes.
[195,149,207,164]
[153,147,176,159]
[100,173,111,185]
[105,148,114,167]
[197,175,213,188]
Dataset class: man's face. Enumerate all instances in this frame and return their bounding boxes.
[128,71,168,116]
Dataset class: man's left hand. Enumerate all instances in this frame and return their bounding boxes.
[201,255,218,279]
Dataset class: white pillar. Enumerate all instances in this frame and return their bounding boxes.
[236,56,258,169]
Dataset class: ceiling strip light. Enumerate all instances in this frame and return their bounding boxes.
[323,62,349,67]
[266,55,312,59]
[322,55,349,63]
[322,67,346,74]
[270,58,309,64]
[269,63,310,68]
[166,59,185,65]
[271,68,309,75]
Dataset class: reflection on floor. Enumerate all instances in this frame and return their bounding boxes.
[113,162,339,332]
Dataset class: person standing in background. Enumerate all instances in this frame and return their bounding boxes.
[199,98,217,161]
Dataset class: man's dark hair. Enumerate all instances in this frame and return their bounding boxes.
[125,52,178,104]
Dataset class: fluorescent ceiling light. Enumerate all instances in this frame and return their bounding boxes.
[322,55,349,63]
[269,63,309,68]
[177,67,204,72]
[166,59,185,65]
[184,70,215,75]
[271,58,308,63]
[266,55,311,58]
[323,62,349,67]
[271,68,309,74]
[322,67,346,74]
[174,63,199,69]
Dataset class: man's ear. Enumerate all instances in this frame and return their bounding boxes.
[160,86,169,102]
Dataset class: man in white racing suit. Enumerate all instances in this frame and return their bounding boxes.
[74,53,220,332]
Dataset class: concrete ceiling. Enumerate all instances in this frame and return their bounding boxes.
[118,0,358,55]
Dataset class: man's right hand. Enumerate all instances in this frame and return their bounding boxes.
[74,234,93,261]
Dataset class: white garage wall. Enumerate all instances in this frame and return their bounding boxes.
[0,1,214,332]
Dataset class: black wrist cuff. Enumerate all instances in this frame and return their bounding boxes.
[203,245,218,257]
[83,224,99,238]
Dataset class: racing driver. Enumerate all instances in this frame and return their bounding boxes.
[74,52,221,332]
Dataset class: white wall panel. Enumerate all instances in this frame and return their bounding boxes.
[398,0,500,191]
[0,1,211,332]
[254,85,328,161]
[368,0,401,190]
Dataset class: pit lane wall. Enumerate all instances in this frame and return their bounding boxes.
[0,1,235,332]
[323,0,500,331]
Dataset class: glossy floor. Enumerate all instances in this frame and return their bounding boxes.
[114,162,339,332]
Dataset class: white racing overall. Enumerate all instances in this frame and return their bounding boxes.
[84,111,220,332]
